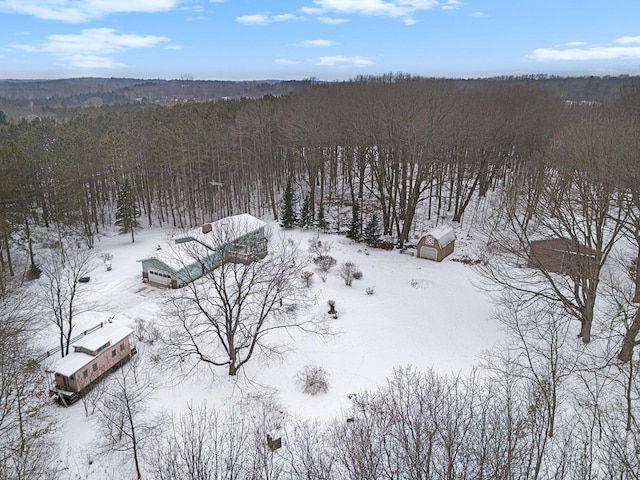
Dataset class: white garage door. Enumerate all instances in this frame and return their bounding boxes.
[148,269,172,286]
[420,246,438,261]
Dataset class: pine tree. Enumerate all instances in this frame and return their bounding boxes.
[115,180,141,242]
[364,213,381,246]
[316,205,328,231]
[298,195,311,228]
[279,178,297,228]
[346,202,361,241]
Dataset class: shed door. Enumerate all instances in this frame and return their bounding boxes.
[420,246,438,261]
[148,270,171,286]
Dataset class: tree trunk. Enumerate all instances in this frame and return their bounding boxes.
[618,308,640,363]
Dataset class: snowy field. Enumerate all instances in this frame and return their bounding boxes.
[38,221,501,478]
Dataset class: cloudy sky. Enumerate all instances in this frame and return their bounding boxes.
[2,0,640,80]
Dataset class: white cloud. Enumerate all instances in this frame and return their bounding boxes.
[275,58,299,64]
[236,12,305,25]
[441,0,462,10]
[566,41,587,46]
[317,16,350,24]
[0,0,178,23]
[307,0,438,19]
[298,39,337,47]
[471,11,487,18]
[614,36,640,45]
[11,28,170,69]
[236,14,270,25]
[316,55,374,66]
[531,45,640,61]
[165,44,183,50]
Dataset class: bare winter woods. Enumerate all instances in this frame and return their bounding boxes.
[2,74,640,478]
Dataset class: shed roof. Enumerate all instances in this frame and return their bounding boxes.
[426,226,455,248]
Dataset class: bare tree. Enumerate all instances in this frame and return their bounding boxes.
[0,292,57,480]
[38,244,94,356]
[164,231,329,376]
[95,356,156,480]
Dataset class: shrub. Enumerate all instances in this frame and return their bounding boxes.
[339,261,359,286]
[366,286,375,295]
[315,255,337,282]
[296,364,330,395]
[353,271,363,280]
[301,270,314,287]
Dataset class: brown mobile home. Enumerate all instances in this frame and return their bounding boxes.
[417,227,456,262]
[50,325,136,405]
[527,238,598,278]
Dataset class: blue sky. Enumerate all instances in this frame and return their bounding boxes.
[2,0,640,80]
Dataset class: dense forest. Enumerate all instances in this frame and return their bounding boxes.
[3,74,640,478]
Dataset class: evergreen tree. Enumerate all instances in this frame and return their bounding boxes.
[115,179,141,242]
[298,195,312,228]
[316,205,328,231]
[346,202,361,241]
[279,178,297,228]
[364,213,382,246]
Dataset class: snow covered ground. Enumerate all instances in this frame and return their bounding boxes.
[39,221,501,478]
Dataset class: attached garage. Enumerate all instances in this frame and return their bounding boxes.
[417,226,455,262]
[148,269,172,287]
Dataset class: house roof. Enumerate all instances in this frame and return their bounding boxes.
[177,213,267,250]
[530,237,597,255]
[425,226,455,248]
[139,214,266,272]
[54,325,134,377]
[73,333,110,353]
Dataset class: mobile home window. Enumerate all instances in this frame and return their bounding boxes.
[92,363,98,372]
[112,349,117,357]
[83,370,88,378]
[120,343,125,351]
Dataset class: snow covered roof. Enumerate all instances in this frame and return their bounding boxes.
[425,226,455,248]
[73,333,110,353]
[54,325,134,377]
[139,214,266,272]
[177,213,266,250]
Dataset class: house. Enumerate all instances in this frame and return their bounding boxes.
[527,238,598,278]
[416,226,456,262]
[138,213,268,288]
[50,324,136,405]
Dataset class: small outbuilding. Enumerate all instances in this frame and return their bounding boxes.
[527,238,598,278]
[416,226,456,262]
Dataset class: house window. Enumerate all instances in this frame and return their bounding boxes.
[83,370,88,378]
[120,344,125,351]
[112,350,117,357]
[92,363,98,372]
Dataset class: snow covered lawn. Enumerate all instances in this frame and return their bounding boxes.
[41,222,500,477]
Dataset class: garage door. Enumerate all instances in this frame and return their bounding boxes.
[148,269,172,286]
[420,246,438,261]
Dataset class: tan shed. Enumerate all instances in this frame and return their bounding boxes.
[417,227,456,262]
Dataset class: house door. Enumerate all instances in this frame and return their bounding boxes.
[420,247,438,261]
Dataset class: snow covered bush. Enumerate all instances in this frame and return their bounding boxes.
[366,286,375,295]
[315,255,337,282]
[353,270,363,280]
[302,270,314,287]
[296,364,330,395]
[339,261,359,286]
